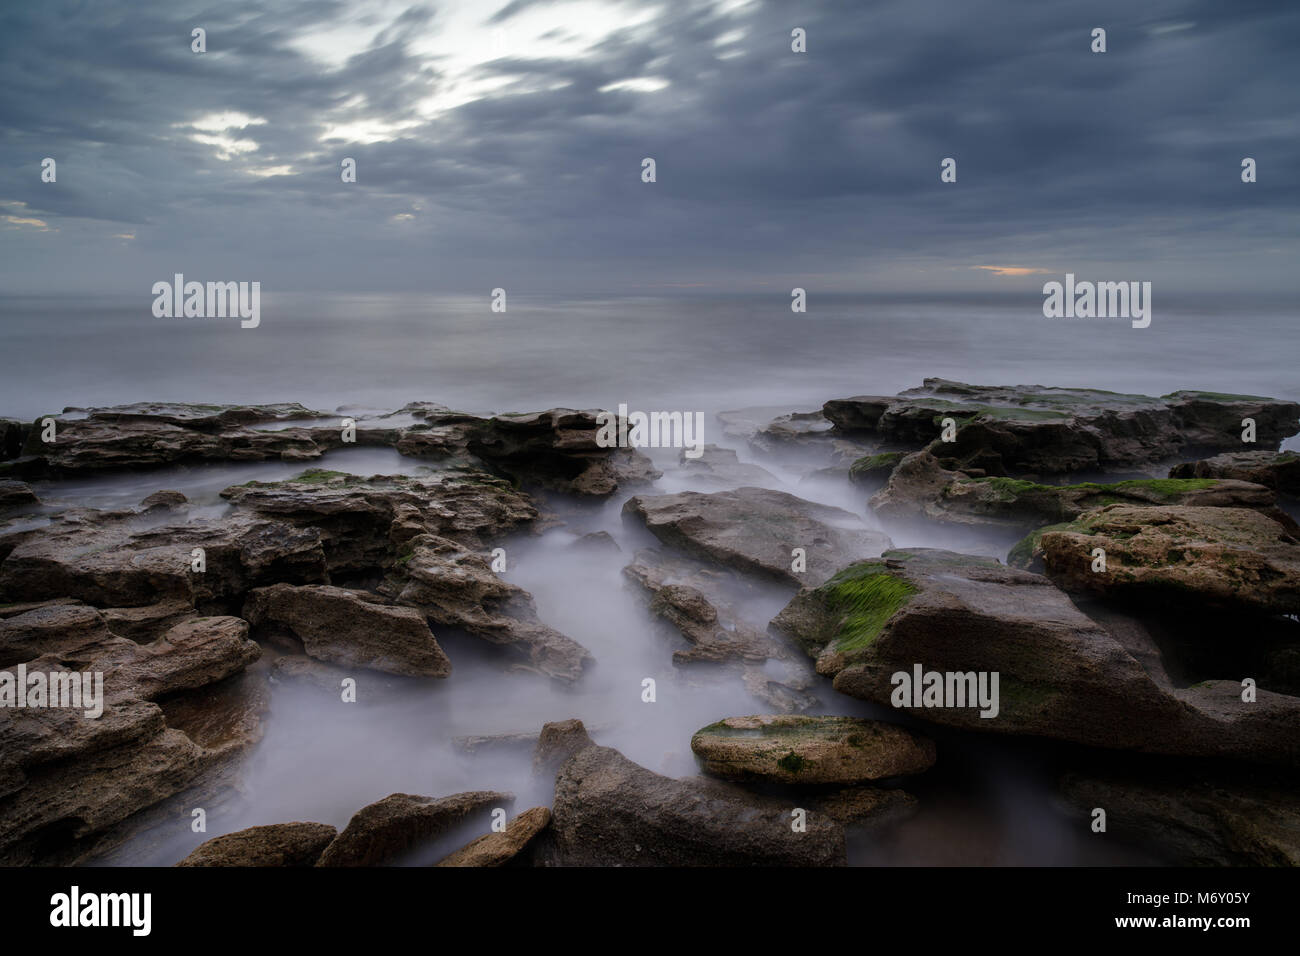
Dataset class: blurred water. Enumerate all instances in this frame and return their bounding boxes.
[8,292,1290,866]
[1,292,1296,421]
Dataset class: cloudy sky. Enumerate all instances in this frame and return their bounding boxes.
[0,0,1296,295]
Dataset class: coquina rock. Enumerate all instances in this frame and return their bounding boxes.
[824,380,1300,475]
[690,715,935,784]
[467,408,660,495]
[770,549,1300,765]
[1059,767,1300,866]
[623,486,892,586]
[176,822,338,867]
[1027,505,1300,615]
[0,508,327,609]
[0,612,266,864]
[548,742,846,866]
[1170,449,1300,496]
[435,807,551,867]
[316,791,510,867]
[872,451,1284,530]
[222,469,540,574]
[244,583,451,678]
[382,533,592,682]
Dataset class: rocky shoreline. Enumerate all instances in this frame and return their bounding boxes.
[1,380,1297,866]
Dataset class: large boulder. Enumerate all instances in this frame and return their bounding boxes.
[1029,505,1300,614]
[690,715,935,784]
[771,549,1300,765]
[244,584,451,678]
[824,380,1300,475]
[623,487,892,586]
[316,791,510,867]
[176,822,338,867]
[548,743,845,866]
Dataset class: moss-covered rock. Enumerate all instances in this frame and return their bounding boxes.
[769,548,1300,763]
[1035,504,1300,615]
[1171,450,1300,496]
[690,714,935,784]
[824,378,1300,475]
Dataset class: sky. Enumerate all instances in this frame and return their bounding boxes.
[0,0,1297,295]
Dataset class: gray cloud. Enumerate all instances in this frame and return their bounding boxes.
[0,0,1296,294]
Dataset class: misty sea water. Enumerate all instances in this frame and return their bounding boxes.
[2,291,1296,866]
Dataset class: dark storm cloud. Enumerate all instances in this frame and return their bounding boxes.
[0,0,1296,293]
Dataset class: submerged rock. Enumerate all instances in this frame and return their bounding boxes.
[1029,505,1300,615]
[244,583,451,678]
[824,379,1300,475]
[316,791,510,867]
[623,548,819,709]
[176,822,338,867]
[690,715,935,784]
[624,487,892,586]
[771,548,1300,765]
[678,445,778,486]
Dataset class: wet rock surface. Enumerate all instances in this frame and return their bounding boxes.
[690,715,935,784]
[771,549,1300,765]
[825,379,1300,475]
[316,790,510,867]
[547,740,846,866]
[176,821,338,867]
[624,486,892,586]
[1030,505,1300,614]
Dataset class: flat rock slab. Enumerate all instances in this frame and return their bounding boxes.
[177,822,338,867]
[623,486,892,586]
[690,715,935,784]
[245,583,451,678]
